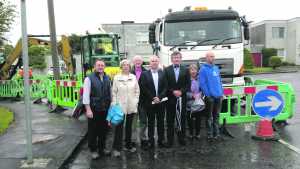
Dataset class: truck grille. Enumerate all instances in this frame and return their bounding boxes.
[198,58,234,84]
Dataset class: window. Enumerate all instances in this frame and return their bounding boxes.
[164,19,242,46]
[277,49,285,57]
[272,27,285,39]
[136,32,149,45]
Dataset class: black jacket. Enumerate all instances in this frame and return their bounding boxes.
[163,65,190,103]
[139,69,167,108]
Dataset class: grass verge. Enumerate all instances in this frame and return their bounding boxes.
[0,107,14,135]
[245,67,273,74]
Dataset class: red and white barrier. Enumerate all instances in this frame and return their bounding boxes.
[29,80,41,84]
[224,85,278,96]
[55,80,77,87]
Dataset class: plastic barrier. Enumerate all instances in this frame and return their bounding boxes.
[220,80,295,124]
[50,80,81,108]
[0,74,295,126]
[0,80,19,97]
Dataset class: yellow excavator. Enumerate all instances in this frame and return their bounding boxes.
[0,35,74,80]
[59,35,74,76]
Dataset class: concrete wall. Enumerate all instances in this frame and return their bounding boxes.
[291,19,300,65]
[102,23,153,62]
[264,21,287,49]
[250,23,265,45]
[286,20,297,63]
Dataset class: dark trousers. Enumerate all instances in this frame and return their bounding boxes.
[138,104,148,141]
[112,113,135,150]
[88,111,108,153]
[166,100,186,145]
[147,104,165,144]
[125,114,135,144]
[205,97,222,137]
[187,110,202,136]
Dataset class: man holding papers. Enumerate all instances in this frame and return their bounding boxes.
[139,56,167,149]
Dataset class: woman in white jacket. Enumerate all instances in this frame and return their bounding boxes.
[111,59,140,157]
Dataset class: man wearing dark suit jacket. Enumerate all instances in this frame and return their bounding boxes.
[139,56,167,148]
[164,51,190,147]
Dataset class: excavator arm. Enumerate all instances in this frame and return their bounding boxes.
[0,38,50,80]
[0,39,22,80]
[0,35,75,80]
[60,35,74,76]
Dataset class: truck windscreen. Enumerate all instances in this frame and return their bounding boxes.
[164,19,242,46]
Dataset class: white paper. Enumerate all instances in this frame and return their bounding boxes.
[152,97,168,104]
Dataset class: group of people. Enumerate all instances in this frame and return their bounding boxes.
[82,51,224,159]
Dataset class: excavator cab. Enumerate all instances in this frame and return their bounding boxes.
[80,33,120,75]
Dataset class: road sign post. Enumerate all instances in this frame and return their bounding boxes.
[251,89,284,141]
[20,0,33,163]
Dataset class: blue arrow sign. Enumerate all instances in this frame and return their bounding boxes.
[252,89,284,118]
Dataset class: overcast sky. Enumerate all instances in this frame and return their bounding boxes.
[5,0,299,44]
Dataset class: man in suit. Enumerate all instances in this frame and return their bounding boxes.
[131,55,149,150]
[139,56,167,148]
[164,51,191,147]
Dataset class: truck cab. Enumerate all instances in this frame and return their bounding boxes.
[149,7,249,86]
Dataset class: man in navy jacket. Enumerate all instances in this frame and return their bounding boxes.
[139,56,167,148]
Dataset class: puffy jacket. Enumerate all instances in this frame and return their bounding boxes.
[111,73,140,114]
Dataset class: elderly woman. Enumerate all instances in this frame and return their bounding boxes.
[186,64,204,140]
[130,55,149,150]
[110,59,140,157]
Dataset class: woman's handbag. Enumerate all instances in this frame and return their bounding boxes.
[191,96,205,113]
[106,87,124,125]
[106,103,124,125]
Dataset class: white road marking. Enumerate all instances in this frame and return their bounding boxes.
[278,139,300,154]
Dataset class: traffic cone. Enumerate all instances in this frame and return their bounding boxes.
[251,119,279,141]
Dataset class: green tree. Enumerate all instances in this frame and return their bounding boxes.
[269,56,282,69]
[28,45,50,69]
[244,48,253,69]
[262,48,277,67]
[68,34,81,53]
[2,44,13,59]
[0,0,16,38]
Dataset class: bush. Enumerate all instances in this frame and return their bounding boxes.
[269,56,282,69]
[2,44,14,60]
[262,48,277,66]
[244,48,253,69]
[28,45,50,69]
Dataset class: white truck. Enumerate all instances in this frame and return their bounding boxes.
[149,7,250,86]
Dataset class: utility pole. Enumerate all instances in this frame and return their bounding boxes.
[20,0,33,164]
[47,0,60,79]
